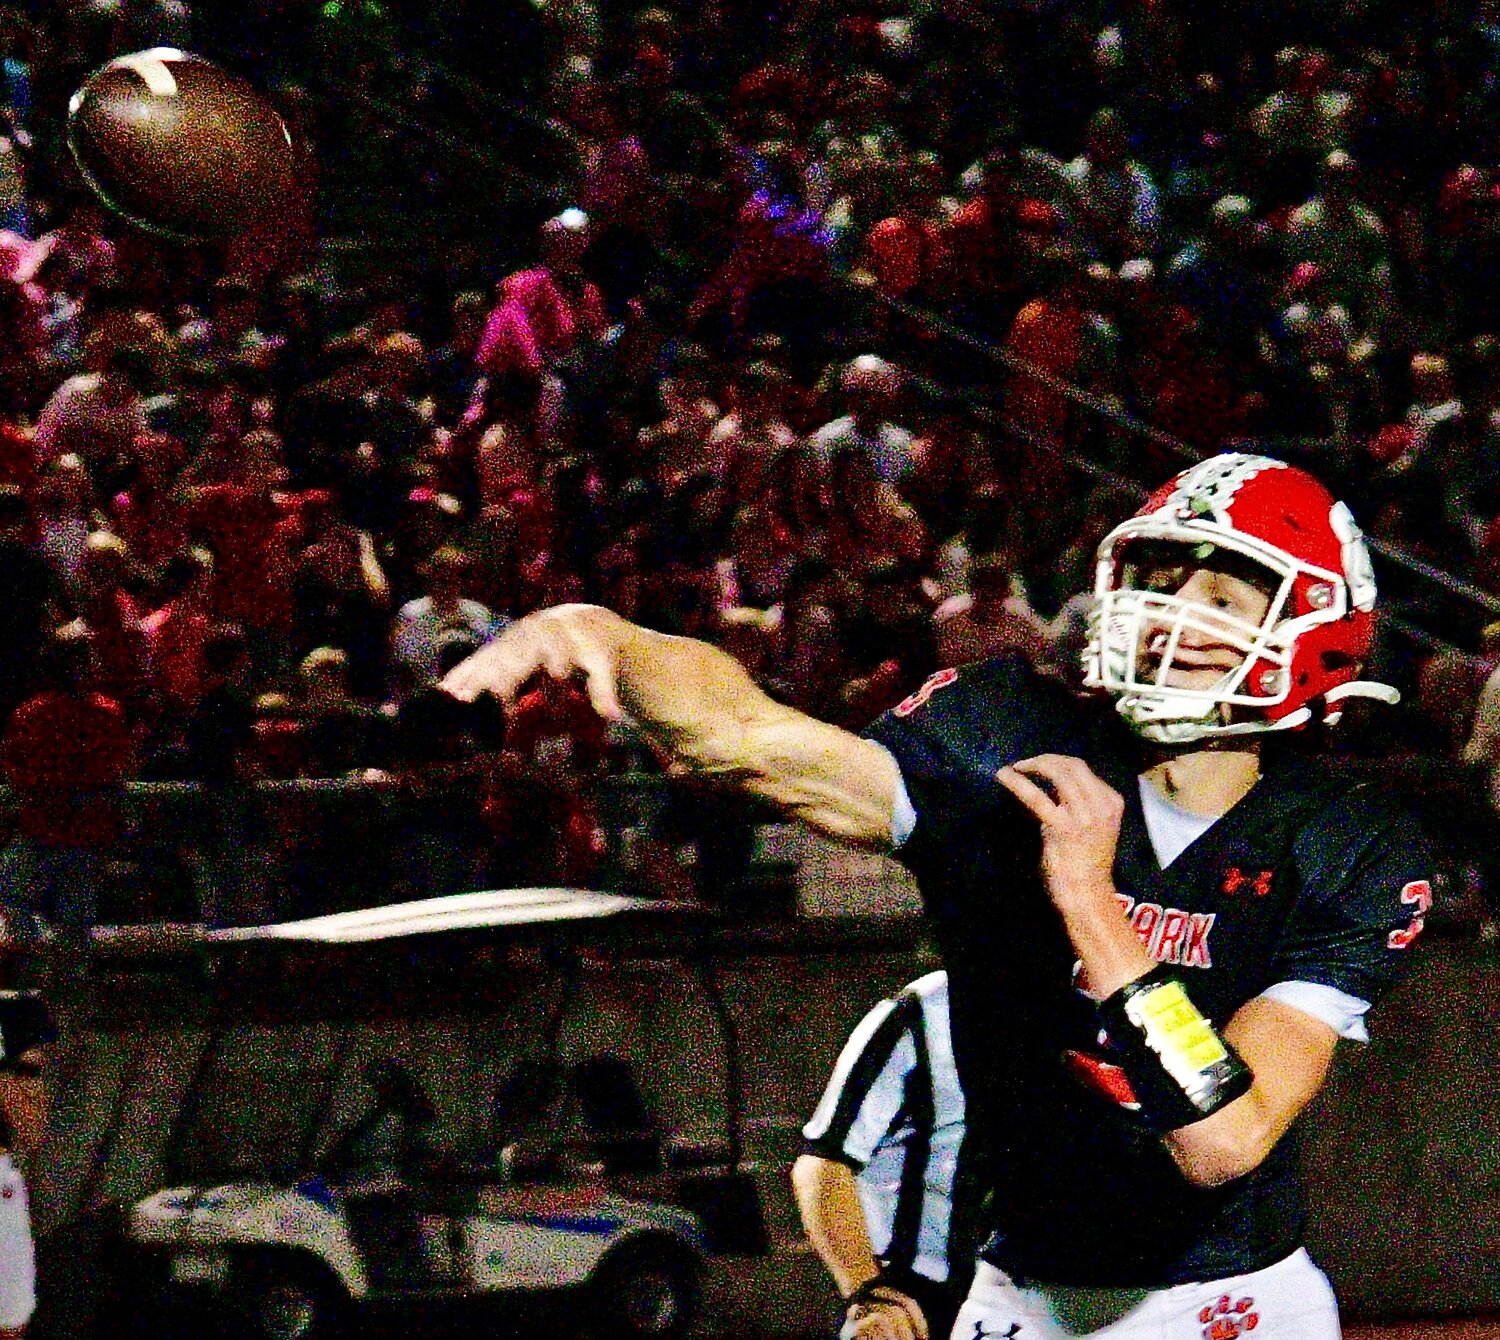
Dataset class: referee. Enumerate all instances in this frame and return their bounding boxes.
[794,972,971,1340]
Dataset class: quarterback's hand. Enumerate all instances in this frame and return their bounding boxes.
[997,753,1124,909]
[439,604,625,721]
[842,1290,929,1340]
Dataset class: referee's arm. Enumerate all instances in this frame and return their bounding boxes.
[792,1154,884,1300]
[0,1051,47,1176]
[795,994,922,1307]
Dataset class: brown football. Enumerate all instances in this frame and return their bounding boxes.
[67,48,302,242]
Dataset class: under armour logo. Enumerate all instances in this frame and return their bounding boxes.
[1221,866,1273,898]
[973,1323,1022,1339]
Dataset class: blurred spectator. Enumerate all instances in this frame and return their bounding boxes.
[854,150,953,302]
[246,690,304,781]
[940,150,1055,335]
[178,624,256,786]
[183,427,298,677]
[142,547,215,723]
[1052,106,1162,260]
[823,442,928,579]
[1437,162,1500,336]
[390,545,506,696]
[1267,260,1376,442]
[637,344,721,487]
[1462,622,1500,764]
[0,236,47,415]
[430,290,489,425]
[292,515,390,700]
[763,587,849,718]
[1113,258,1244,452]
[467,373,542,514]
[0,113,28,240]
[1376,353,1466,554]
[177,623,269,925]
[689,140,834,360]
[346,332,434,466]
[0,624,132,945]
[33,454,101,597]
[109,431,188,579]
[71,531,151,724]
[32,343,152,470]
[998,255,1103,536]
[1250,49,1353,205]
[0,485,51,727]
[388,638,508,898]
[839,556,937,717]
[294,646,392,777]
[811,354,913,484]
[1283,151,1394,329]
[710,358,798,508]
[485,681,606,889]
[933,551,1051,668]
[1163,194,1276,372]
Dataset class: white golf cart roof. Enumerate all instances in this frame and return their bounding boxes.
[91,888,698,953]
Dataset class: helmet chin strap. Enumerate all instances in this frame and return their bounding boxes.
[1118,699,1304,745]
[1117,677,1400,744]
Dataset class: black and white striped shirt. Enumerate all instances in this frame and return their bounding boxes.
[802,971,968,1283]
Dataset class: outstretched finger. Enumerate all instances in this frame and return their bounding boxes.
[440,632,533,704]
[572,642,625,722]
[438,646,500,703]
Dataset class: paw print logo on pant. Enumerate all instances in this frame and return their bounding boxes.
[1200,1294,1258,1339]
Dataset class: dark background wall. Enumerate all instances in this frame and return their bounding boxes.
[21,920,1490,1335]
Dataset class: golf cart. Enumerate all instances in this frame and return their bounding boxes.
[120,889,769,1340]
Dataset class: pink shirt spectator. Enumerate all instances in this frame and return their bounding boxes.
[475,268,607,377]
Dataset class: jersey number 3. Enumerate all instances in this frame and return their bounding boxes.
[1387,880,1432,950]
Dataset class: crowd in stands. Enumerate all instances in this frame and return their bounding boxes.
[1,0,1500,926]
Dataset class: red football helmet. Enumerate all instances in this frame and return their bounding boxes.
[1084,453,1399,743]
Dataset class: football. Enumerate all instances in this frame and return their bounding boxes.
[67,48,303,243]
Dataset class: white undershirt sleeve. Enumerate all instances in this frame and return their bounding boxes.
[870,744,918,848]
[1259,981,1372,1042]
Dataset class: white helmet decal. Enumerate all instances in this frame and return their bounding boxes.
[1160,455,1288,526]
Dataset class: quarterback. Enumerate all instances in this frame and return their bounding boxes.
[444,453,1432,1340]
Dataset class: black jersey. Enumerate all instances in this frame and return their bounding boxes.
[864,656,1433,1288]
